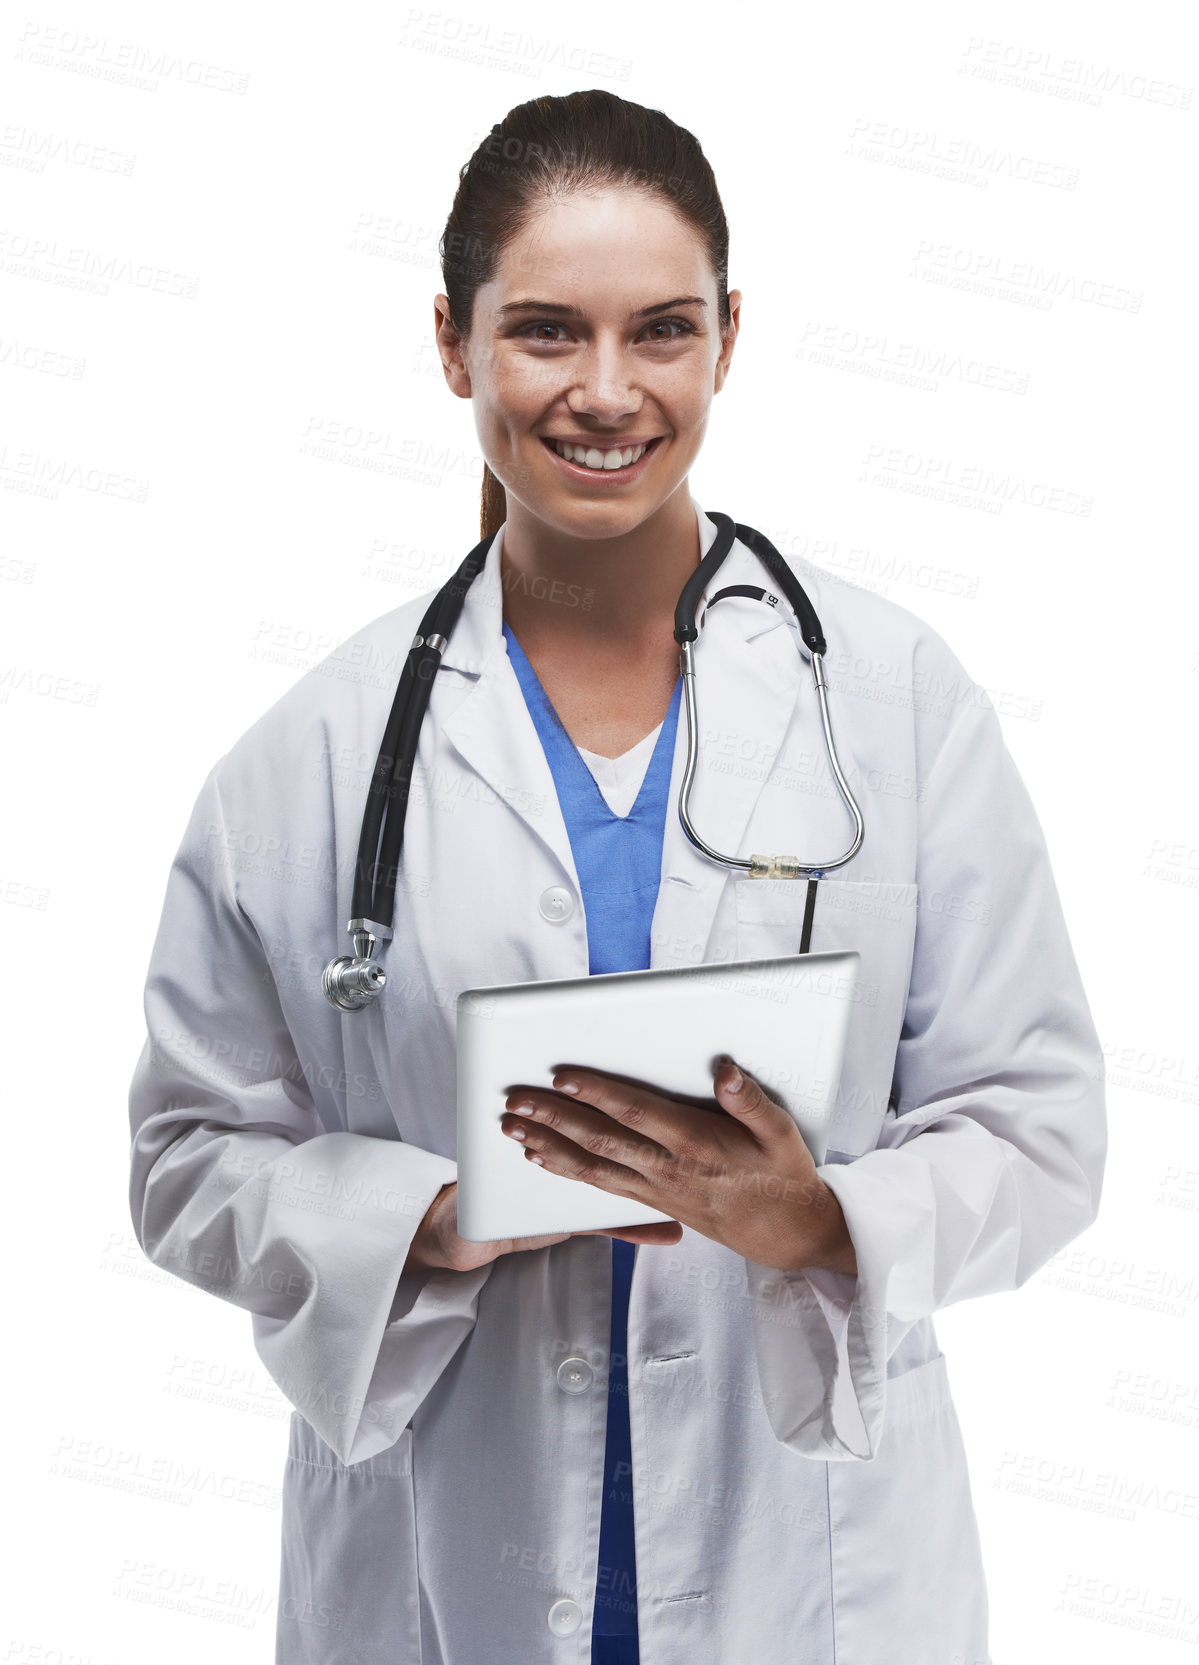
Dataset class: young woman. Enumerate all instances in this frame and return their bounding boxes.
[129,90,1106,1665]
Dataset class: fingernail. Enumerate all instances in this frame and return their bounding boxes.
[529,1153,545,1166]
[727,1065,744,1093]
[510,1102,534,1115]
[506,1125,527,1140]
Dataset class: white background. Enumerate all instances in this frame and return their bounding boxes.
[2,2,1196,1660]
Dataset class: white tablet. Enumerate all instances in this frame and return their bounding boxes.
[455,950,860,1242]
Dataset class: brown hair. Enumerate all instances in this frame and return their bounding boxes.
[438,90,732,540]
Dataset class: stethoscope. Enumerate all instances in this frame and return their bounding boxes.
[321,513,864,1011]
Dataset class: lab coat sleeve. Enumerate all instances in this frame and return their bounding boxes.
[128,762,493,1466]
[748,688,1107,1461]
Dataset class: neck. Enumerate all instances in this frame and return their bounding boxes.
[498,485,701,649]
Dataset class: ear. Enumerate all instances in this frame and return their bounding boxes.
[434,294,472,399]
[713,288,741,394]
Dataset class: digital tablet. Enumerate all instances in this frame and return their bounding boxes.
[455,950,859,1242]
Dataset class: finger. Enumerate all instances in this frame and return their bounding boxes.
[545,1066,701,1151]
[502,1095,672,1183]
[607,1223,683,1244]
[711,1058,800,1149]
[580,1222,683,1245]
[515,1122,650,1200]
[509,1232,574,1251]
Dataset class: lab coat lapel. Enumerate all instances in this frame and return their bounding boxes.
[437,524,583,895]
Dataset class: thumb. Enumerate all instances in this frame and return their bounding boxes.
[713,1057,791,1141]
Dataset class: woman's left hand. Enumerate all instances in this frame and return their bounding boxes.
[500,1059,858,1275]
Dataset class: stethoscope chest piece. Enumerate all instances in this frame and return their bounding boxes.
[321,918,393,1011]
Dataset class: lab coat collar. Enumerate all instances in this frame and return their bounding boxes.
[436,498,823,964]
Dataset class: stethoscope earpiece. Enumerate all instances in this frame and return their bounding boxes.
[674,514,863,882]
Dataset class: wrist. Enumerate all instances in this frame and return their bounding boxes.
[815,1183,858,1275]
[401,1241,434,1276]
[403,1183,453,1275]
[782,1182,858,1276]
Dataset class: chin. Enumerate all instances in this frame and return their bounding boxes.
[540,497,661,541]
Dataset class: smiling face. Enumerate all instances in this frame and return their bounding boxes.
[436,186,740,543]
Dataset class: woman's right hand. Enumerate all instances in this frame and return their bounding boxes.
[402,1182,683,1275]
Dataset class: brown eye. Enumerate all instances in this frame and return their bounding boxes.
[642,319,695,343]
[517,321,568,343]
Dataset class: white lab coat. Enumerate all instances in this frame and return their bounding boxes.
[128,498,1106,1665]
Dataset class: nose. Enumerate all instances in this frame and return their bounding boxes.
[565,337,643,425]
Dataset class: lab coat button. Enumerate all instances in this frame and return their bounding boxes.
[555,1355,593,1393]
[539,886,575,923]
[547,1598,582,1635]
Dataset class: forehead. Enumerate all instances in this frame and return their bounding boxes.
[487,187,714,307]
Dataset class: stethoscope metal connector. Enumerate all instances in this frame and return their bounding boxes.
[747,854,812,880]
[322,918,394,1011]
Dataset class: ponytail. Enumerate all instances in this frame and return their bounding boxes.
[480,462,507,542]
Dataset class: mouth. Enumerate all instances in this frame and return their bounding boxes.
[539,435,663,484]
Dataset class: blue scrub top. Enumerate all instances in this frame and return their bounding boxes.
[502,620,683,1656]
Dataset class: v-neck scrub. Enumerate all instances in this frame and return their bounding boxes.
[501,620,683,1657]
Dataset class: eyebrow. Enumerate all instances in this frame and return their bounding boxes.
[497,295,708,320]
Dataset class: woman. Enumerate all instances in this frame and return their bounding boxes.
[128,91,1106,1665]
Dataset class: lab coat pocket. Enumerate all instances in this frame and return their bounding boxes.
[277,1413,422,1665]
[734,877,918,1158]
[827,1353,989,1663]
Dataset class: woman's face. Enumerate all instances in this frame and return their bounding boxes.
[436,186,740,542]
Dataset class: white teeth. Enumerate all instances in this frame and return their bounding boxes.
[552,440,649,470]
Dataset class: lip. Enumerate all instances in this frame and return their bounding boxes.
[539,434,663,484]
